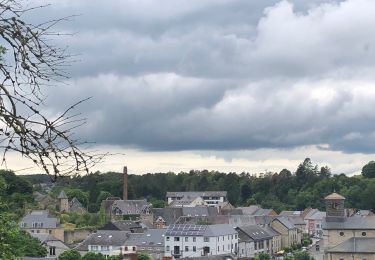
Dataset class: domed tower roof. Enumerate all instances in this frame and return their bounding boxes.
[57,190,68,199]
[324,192,345,200]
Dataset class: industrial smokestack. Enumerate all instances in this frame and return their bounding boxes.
[123,166,128,201]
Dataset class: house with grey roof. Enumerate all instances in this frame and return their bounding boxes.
[112,199,152,219]
[123,229,166,260]
[31,233,69,258]
[166,191,227,208]
[153,207,183,228]
[20,210,65,242]
[164,224,238,259]
[305,210,326,237]
[75,230,129,257]
[236,225,273,258]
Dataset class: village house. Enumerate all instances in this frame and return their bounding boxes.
[166,191,227,208]
[123,228,166,260]
[20,210,65,242]
[306,210,326,238]
[236,225,273,258]
[164,224,238,259]
[31,233,69,258]
[75,230,129,257]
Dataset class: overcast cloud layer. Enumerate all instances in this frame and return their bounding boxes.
[19,0,375,173]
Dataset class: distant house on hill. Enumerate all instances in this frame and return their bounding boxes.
[166,191,227,208]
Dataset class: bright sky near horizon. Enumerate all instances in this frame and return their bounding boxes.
[7,0,375,176]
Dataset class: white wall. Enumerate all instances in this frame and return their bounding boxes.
[165,234,238,259]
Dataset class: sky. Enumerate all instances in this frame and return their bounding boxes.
[8,0,375,175]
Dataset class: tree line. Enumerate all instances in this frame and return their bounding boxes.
[21,158,375,213]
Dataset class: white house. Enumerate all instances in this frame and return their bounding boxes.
[164,224,238,259]
[166,191,227,207]
[75,230,129,257]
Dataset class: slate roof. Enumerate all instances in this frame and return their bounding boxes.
[124,229,166,247]
[327,237,375,253]
[306,211,326,220]
[75,230,129,251]
[153,207,183,225]
[182,206,218,217]
[238,206,261,215]
[286,216,306,225]
[20,210,59,229]
[323,216,375,230]
[273,216,295,230]
[204,224,237,236]
[70,197,85,210]
[57,190,68,199]
[112,200,152,215]
[264,226,281,237]
[30,233,62,243]
[166,191,227,198]
[237,225,273,241]
[99,220,143,232]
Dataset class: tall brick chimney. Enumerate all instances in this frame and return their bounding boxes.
[123,166,128,201]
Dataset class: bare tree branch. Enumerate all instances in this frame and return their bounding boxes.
[0,1,107,181]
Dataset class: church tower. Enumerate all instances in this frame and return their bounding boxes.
[58,190,70,213]
[325,192,346,222]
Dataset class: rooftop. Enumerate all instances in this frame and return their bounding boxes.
[325,192,345,200]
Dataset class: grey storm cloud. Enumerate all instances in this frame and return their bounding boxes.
[27,0,375,153]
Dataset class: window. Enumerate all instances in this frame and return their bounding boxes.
[193,237,196,242]
[174,237,180,242]
[339,231,344,236]
[36,230,40,233]
[193,246,196,252]
[101,246,109,251]
[21,222,26,228]
[166,236,170,241]
[125,247,128,251]
[223,245,224,251]
[218,246,219,252]
[49,230,52,234]
[185,246,189,252]
[166,246,170,251]
[31,230,34,233]
[132,247,136,251]
[362,232,367,236]
[185,237,188,242]
[91,245,98,251]
[204,237,210,242]
[222,236,224,241]
[49,246,56,256]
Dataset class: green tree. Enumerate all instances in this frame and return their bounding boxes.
[82,252,106,260]
[294,251,315,260]
[254,252,270,260]
[137,252,152,260]
[58,249,82,260]
[362,161,375,178]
